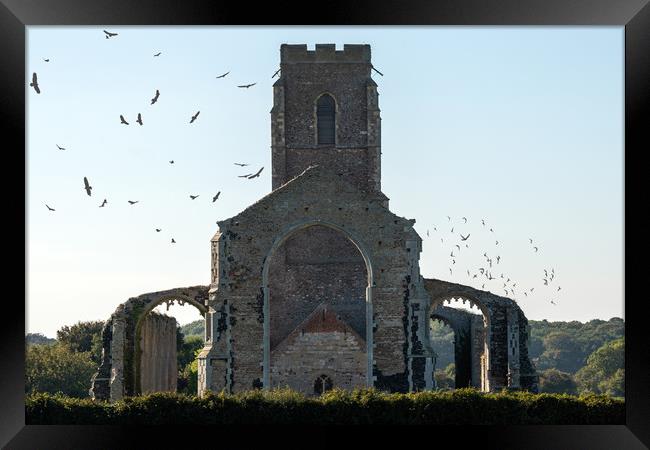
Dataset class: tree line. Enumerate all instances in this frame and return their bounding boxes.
[26,316,624,399]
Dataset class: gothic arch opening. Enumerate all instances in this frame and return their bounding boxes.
[430,296,490,392]
[263,222,372,394]
[134,295,207,396]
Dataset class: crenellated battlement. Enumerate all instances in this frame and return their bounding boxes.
[281,44,371,64]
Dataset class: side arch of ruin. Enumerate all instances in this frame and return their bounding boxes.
[424,278,539,392]
[90,285,209,401]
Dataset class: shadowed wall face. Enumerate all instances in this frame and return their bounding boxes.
[268,225,367,392]
[139,313,178,394]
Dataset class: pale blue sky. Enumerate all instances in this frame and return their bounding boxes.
[27,26,624,337]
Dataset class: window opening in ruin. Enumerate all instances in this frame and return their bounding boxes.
[317,94,336,144]
[314,374,334,395]
[430,297,490,392]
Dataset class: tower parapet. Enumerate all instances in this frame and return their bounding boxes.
[280,44,371,64]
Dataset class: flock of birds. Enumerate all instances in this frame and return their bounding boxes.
[33,30,560,307]
[35,29,267,245]
[426,215,562,307]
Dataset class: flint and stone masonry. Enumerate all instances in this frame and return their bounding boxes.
[91,44,538,401]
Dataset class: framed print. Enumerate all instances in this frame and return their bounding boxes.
[2,0,647,447]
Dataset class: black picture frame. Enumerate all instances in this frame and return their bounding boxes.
[3,0,647,447]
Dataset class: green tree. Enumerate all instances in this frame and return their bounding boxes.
[56,320,104,364]
[180,320,204,339]
[536,331,583,373]
[575,337,624,396]
[26,333,56,346]
[26,343,97,398]
[539,368,578,395]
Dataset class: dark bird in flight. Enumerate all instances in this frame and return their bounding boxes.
[426,230,430,237]
[156,228,161,232]
[482,219,485,226]
[534,247,539,252]
[462,217,467,223]
[238,173,253,178]
[460,233,470,241]
[371,65,384,76]
[504,290,508,296]
[190,195,199,200]
[440,238,444,243]
[490,228,494,233]
[530,287,535,292]
[496,256,501,264]
[482,284,485,289]
[136,113,143,126]
[212,191,221,202]
[104,30,118,39]
[43,58,50,62]
[45,204,55,211]
[99,199,107,208]
[543,279,548,286]
[216,71,230,79]
[83,177,92,196]
[248,167,264,179]
[447,216,451,221]
[120,115,129,125]
[473,274,477,279]
[190,111,200,123]
[557,286,562,291]
[550,300,556,305]
[56,144,65,150]
[30,73,40,94]
[455,244,460,251]
[450,251,455,258]
[544,269,548,277]
[524,292,527,297]
[451,227,454,233]
[452,259,455,265]
[237,83,257,88]
[171,238,176,244]
[495,240,499,245]
[529,238,533,244]
[271,68,281,78]
[151,89,160,105]
[153,52,162,57]
[169,160,174,164]
[449,268,452,275]
[128,200,139,205]
[234,162,249,167]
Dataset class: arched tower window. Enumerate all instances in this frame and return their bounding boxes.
[316,94,336,145]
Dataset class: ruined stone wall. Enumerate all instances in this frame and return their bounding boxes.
[139,313,178,395]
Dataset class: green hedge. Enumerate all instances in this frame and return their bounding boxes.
[26,388,624,425]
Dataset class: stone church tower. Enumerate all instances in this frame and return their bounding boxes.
[91,44,538,401]
[198,44,437,394]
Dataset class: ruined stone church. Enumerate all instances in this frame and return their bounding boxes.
[91,44,538,401]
